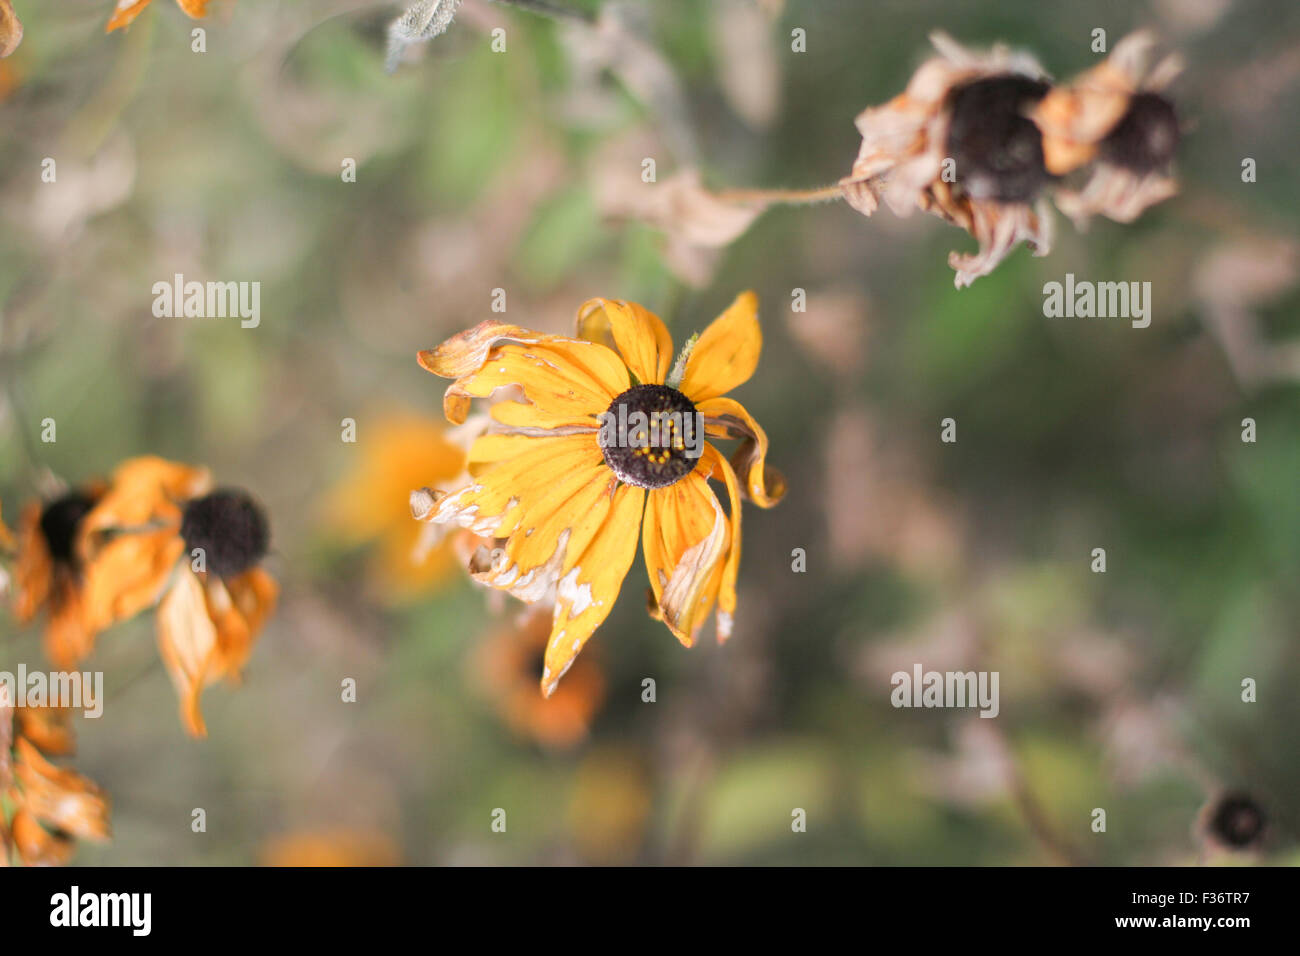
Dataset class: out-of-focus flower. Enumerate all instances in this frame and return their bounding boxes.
[107,0,218,33]
[0,0,22,58]
[1,691,111,866]
[80,457,277,737]
[1197,790,1267,855]
[1033,31,1181,226]
[413,292,784,696]
[840,32,1055,288]
[260,828,401,867]
[566,748,651,864]
[474,605,605,749]
[7,483,110,669]
[321,413,467,603]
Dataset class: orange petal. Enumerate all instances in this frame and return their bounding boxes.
[206,566,277,680]
[575,298,674,386]
[641,465,730,647]
[10,808,75,865]
[697,395,786,507]
[0,0,22,59]
[13,738,111,841]
[82,456,211,537]
[679,291,761,403]
[156,569,220,738]
[106,0,154,32]
[541,482,645,696]
[82,528,185,632]
[12,501,52,623]
[176,0,213,19]
[700,444,743,643]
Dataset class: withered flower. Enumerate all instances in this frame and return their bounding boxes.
[1197,790,1267,855]
[1033,31,1181,227]
[840,32,1055,288]
[80,457,278,737]
[8,484,110,669]
[1,691,111,866]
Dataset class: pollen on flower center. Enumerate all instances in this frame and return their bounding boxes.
[1100,91,1179,173]
[598,384,700,489]
[946,75,1052,203]
[39,492,97,566]
[180,489,270,578]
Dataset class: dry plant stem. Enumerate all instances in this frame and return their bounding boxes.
[487,0,593,23]
[714,182,850,207]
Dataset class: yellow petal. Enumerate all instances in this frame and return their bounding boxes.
[642,465,729,646]
[679,291,761,403]
[697,395,786,507]
[418,320,628,424]
[576,298,674,385]
[541,482,645,697]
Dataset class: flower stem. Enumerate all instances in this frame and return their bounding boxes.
[486,0,594,23]
[713,182,849,207]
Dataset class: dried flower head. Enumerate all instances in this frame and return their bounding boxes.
[7,484,112,669]
[840,32,1055,288]
[79,457,278,737]
[1033,31,1182,227]
[1198,790,1267,854]
[414,292,784,696]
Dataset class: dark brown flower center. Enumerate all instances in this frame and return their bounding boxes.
[1206,792,1265,849]
[180,489,269,578]
[38,492,96,566]
[1100,91,1179,173]
[599,384,701,489]
[946,74,1052,203]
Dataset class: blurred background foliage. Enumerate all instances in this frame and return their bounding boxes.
[1,0,1298,864]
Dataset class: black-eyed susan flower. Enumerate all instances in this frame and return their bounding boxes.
[107,0,217,32]
[79,456,277,738]
[1,691,111,866]
[474,604,605,748]
[7,483,110,670]
[1032,31,1181,227]
[413,291,784,696]
[320,411,469,603]
[839,32,1055,288]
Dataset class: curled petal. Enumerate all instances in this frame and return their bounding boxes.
[418,320,628,425]
[947,197,1054,289]
[10,809,75,865]
[0,0,22,58]
[82,528,185,633]
[13,738,111,842]
[642,466,729,646]
[698,396,786,507]
[156,568,220,738]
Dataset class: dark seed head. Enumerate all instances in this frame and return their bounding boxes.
[1205,792,1266,850]
[180,489,269,578]
[599,384,700,490]
[39,492,97,566]
[946,74,1052,202]
[1100,91,1179,173]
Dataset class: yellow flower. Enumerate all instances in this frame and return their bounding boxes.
[1,692,111,867]
[107,0,216,33]
[80,456,278,738]
[320,412,466,602]
[414,291,784,696]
